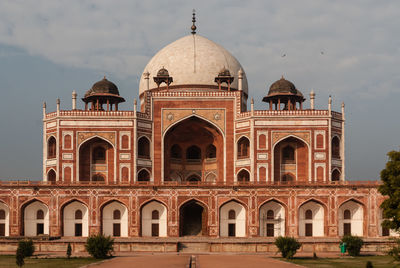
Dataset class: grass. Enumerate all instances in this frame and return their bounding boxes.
[282,255,400,268]
[0,255,101,268]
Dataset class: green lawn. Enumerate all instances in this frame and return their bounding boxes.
[282,255,400,268]
[0,255,101,268]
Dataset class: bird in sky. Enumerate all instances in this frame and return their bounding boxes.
[281,54,286,57]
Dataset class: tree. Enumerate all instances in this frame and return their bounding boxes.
[66,242,72,259]
[379,150,400,231]
[16,248,24,267]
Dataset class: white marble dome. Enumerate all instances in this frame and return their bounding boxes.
[139,34,248,96]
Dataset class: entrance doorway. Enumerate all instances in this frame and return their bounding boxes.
[0,224,5,236]
[75,223,82,236]
[180,201,207,236]
[37,223,44,235]
[113,223,121,237]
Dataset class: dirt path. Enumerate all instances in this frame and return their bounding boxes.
[197,254,302,268]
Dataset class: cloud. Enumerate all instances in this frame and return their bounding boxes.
[0,0,399,102]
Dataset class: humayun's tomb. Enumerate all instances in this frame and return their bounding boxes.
[0,15,394,253]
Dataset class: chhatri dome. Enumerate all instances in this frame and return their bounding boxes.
[139,13,248,97]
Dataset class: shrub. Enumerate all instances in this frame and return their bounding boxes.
[388,238,400,261]
[85,234,114,259]
[66,242,72,259]
[341,235,364,256]
[275,236,302,259]
[366,261,373,268]
[17,239,35,258]
[16,248,24,267]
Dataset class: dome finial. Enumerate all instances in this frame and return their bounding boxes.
[281,74,285,79]
[191,9,197,35]
[103,75,106,80]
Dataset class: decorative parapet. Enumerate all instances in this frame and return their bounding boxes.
[237,109,332,119]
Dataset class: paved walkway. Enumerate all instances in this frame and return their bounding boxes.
[197,254,301,268]
[87,254,302,268]
[88,254,189,268]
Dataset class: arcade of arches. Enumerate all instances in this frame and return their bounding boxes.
[164,117,223,182]
[0,198,392,238]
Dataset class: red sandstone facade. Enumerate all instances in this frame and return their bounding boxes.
[0,28,391,243]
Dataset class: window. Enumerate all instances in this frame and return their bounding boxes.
[92,146,106,164]
[282,145,295,163]
[170,144,182,159]
[332,136,340,159]
[113,209,121,220]
[237,137,250,158]
[228,223,236,237]
[305,223,313,236]
[228,210,236,220]
[305,209,312,220]
[138,137,150,159]
[0,210,5,220]
[344,223,351,235]
[75,210,82,220]
[267,210,274,220]
[187,175,201,182]
[206,144,217,159]
[186,146,201,160]
[36,209,44,220]
[47,137,56,159]
[92,174,105,181]
[266,223,274,237]
[152,210,159,220]
[47,170,56,182]
[332,169,341,181]
[138,169,150,181]
[237,170,250,182]
[343,209,351,220]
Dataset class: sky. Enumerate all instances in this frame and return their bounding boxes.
[0,0,399,180]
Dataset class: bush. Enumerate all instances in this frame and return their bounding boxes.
[85,234,114,259]
[388,238,400,261]
[366,260,373,268]
[66,242,72,259]
[275,236,302,259]
[17,239,35,258]
[16,248,24,267]
[341,235,364,256]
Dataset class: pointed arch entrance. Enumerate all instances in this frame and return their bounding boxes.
[164,116,224,183]
[78,137,115,183]
[273,136,309,182]
[179,200,208,236]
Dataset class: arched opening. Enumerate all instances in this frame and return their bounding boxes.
[141,201,167,237]
[274,137,309,182]
[379,209,396,237]
[206,144,216,159]
[299,200,324,237]
[47,169,56,182]
[47,136,56,159]
[332,136,340,159]
[0,203,9,237]
[187,174,201,182]
[170,144,182,159]
[137,169,150,182]
[237,169,250,182]
[220,201,246,237]
[164,116,224,182]
[179,200,207,236]
[237,137,250,159]
[138,137,150,159]
[186,146,201,161]
[22,200,49,236]
[332,169,341,181]
[79,137,114,182]
[260,201,285,237]
[62,201,88,237]
[205,173,217,183]
[101,201,128,237]
[339,200,364,236]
